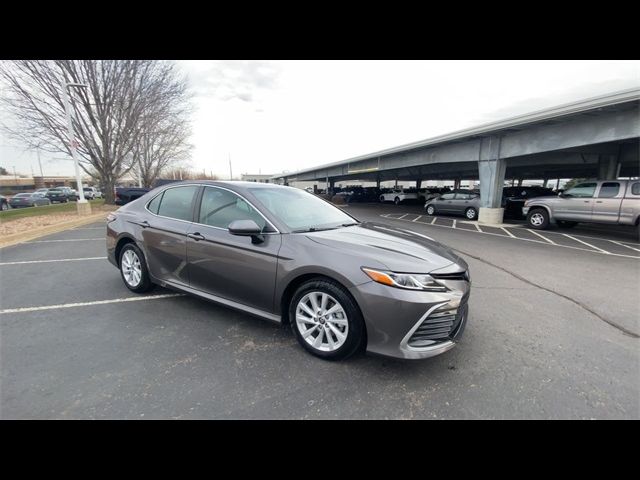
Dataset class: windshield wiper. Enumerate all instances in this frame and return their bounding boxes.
[341,222,360,227]
[291,226,339,233]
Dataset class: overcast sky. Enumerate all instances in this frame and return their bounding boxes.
[1,60,638,178]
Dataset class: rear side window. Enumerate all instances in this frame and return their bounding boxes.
[440,193,455,200]
[454,193,470,200]
[156,186,198,221]
[598,182,620,198]
[147,192,163,214]
[632,183,640,195]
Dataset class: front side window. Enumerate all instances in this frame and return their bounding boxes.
[156,186,198,221]
[631,183,640,196]
[564,183,597,198]
[199,187,266,230]
[597,182,620,198]
[250,187,354,232]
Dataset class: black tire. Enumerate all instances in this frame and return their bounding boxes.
[379,195,385,203]
[527,208,549,229]
[465,207,478,220]
[426,204,436,215]
[557,220,577,228]
[394,197,400,205]
[289,278,366,361]
[119,243,154,293]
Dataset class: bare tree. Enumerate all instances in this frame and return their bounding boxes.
[130,90,193,187]
[0,60,192,203]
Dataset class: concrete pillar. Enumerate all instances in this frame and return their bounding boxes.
[598,155,619,180]
[416,179,422,190]
[376,178,381,189]
[329,179,335,196]
[453,178,461,190]
[542,178,548,187]
[478,135,506,225]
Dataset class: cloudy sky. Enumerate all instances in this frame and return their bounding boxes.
[1,60,638,178]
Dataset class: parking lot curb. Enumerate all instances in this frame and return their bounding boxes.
[0,212,108,249]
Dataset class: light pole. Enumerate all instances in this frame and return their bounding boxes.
[61,81,91,215]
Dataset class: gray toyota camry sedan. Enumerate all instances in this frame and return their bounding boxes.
[106,181,470,360]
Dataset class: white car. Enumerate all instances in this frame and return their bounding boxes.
[83,187,102,199]
[379,188,419,205]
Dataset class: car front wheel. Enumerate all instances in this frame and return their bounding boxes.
[290,279,365,361]
[119,243,154,293]
[426,204,436,215]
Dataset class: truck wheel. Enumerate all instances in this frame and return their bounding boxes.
[527,209,549,229]
[394,197,400,205]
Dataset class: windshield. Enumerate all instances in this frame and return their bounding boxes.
[250,187,357,232]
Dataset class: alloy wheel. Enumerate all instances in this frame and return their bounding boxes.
[295,291,349,352]
[530,212,544,227]
[121,249,142,287]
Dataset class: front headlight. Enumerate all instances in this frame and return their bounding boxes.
[362,267,447,292]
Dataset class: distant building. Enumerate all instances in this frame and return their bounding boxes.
[241,174,272,183]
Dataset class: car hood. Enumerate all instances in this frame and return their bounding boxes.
[304,221,467,273]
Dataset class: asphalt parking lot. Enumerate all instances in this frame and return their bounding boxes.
[1,205,639,419]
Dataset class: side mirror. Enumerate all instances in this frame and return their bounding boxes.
[228,219,264,244]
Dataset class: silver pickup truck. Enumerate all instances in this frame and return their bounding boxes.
[522,179,640,230]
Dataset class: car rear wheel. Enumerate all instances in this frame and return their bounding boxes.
[119,243,154,293]
[379,195,385,203]
[426,204,436,215]
[527,209,549,229]
[394,197,401,205]
[465,207,478,220]
[290,279,365,361]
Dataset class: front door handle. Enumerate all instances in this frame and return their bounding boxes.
[187,232,205,241]
[584,200,590,203]
[595,201,603,203]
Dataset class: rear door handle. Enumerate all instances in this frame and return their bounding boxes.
[187,232,205,241]
[138,220,150,228]
[595,201,603,203]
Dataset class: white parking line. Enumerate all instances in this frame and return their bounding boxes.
[0,257,107,266]
[23,238,104,244]
[527,229,556,245]
[398,214,408,219]
[562,234,610,254]
[501,227,516,238]
[380,214,640,259]
[452,220,457,229]
[474,223,483,233]
[431,217,437,224]
[0,293,186,315]
[412,215,422,222]
[608,240,640,253]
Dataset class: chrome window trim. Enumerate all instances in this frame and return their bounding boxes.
[144,183,280,234]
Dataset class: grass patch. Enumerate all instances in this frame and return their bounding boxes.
[0,199,105,223]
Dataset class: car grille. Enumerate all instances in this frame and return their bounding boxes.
[408,302,468,348]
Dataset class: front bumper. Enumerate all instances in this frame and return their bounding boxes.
[350,278,470,360]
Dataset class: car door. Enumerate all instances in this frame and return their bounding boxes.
[186,186,281,313]
[141,185,199,287]
[554,182,597,221]
[591,181,623,224]
[452,192,472,214]
[436,193,456,213]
